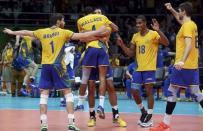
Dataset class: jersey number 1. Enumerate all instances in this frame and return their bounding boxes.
[50,41,54,53]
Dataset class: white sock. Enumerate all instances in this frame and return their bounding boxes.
[68,114,75,124]
[89,108,94,112]
[40,114,47,124]
[99,96,105,108]
[147,109,153,114]
[112,105,118,110]
[137,103,144,109]
[77,95,85,106]
[163,113,171,125]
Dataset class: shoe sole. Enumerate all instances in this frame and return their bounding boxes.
[41,128,48,131]
[97,110,105,119]
[140,122,153,128]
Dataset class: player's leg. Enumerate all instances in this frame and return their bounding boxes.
[38,65,52,131]
[76,48,95,111]
[131,71,147,125]
[97,48,109,119]
[106,79,127,127]
[87,80,96,127]
[52,64,80,131]
[150,68,198,131]
[140,71,156,127]
[40,89,49,131]
[75,67,91,110]
[63,88,79,131]
[125,78,132,99]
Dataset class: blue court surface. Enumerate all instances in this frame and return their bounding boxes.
[0,95,202,116]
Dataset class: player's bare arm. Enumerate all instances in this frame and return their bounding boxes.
[165,3,183,25]
[71,25,110,41]
[151,19,169,46]
[116,34,135,57]
[3,28,34,37]
[110,22,119,32]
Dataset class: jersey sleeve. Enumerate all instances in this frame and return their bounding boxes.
[183,23,193,38]
[152,31,160,43]
[64,29,74,41]
[77,20,83,32]
[130,34,136,45]
[33,29,43,40]
[102,15,112,25]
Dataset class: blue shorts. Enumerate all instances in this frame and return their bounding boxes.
[170,67,199,87]
[82,47,109,67]
[38,64,70,90]
[16,56,32,68]
[89,65,113,81]
[132,71,155,85]
[67,65,75,80]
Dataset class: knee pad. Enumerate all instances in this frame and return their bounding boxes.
[191,86,203,102]
[40,94,48,104]
[81,68,91,84]
[65,93,74,102]
[167,85,178,102]
[131,83,142,90]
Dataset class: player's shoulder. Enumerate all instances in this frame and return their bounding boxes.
[149,30,158,35]
[183,20,197,28]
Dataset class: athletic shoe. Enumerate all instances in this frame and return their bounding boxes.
[40,123,48,131]
[87,117,96,127]
[97,105,105,119]
[137,110,148,125]
[150,122,171,131]
[74,105,84,111]
[140,120,153,128]
[113,117,127,127]
[67,124,80,131]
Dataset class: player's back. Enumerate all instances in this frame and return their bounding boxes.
[77,14,112,48]
[33,27,73,64]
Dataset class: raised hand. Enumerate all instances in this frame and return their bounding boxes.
[151,19,160,31]
[165,3,172,10]
[115,33,124,46]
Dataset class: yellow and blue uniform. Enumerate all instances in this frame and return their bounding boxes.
[171,20,199,87]
[77,14,112,67]
[16,36,34,68]
[33,27,74,89]
[130,30,160,87]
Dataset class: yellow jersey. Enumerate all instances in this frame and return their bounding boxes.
[19,36,33,58]
[131,30,160,71]
[3,48,13,63]
[175,20,198,69]
[77,14,112,48]
[33,27,74,64]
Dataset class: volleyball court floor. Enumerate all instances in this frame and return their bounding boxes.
[0,95,202,131]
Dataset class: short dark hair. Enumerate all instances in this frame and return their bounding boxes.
[136,15,147,22]
[179,2,193,17]
[84,6,94,15]
[50,13,64,25]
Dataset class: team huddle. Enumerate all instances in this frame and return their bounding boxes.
[3,2,203,131]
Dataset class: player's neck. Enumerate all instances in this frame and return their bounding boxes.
[182,16,191,24]
[50,25,59,29]
[140,28,149,36]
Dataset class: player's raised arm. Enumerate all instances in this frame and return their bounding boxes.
[116,34,135,57]
[165,3,183,25]
[110,22,119,32]
[151,19,169,46]
[3,28,34,37]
